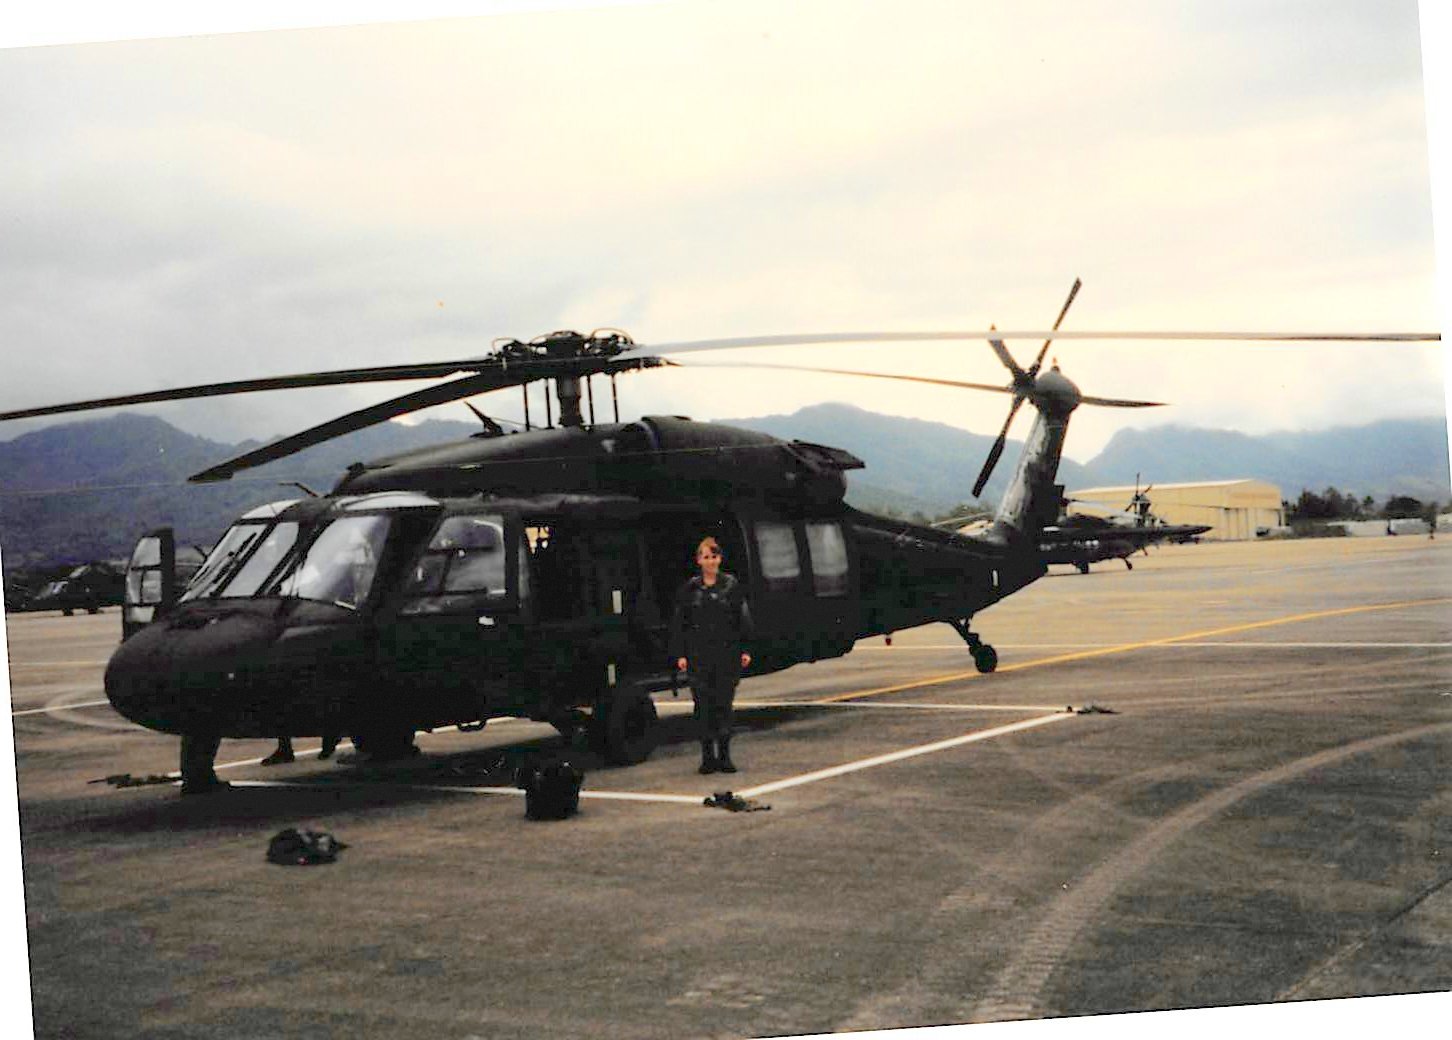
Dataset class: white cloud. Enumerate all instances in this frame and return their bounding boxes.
[0,0,1441,464]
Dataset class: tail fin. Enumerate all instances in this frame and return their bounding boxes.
[988,367,1079,539]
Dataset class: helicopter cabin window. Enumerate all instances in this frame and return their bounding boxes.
[754,520,801,594]
[271,515,392,609]
[399,514,513,614]
[128,570,164,607]
[124,534,167,625]
[805,521,849,597]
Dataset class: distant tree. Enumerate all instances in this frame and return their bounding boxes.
[1383,495,1425,519]
[1286,487,1370,523]
[1289,489,1332,521]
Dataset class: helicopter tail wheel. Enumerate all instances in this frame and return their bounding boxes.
[972,644,999,674]
[598,689,659,766]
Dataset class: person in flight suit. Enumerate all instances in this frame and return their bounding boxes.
[668,536,754,775]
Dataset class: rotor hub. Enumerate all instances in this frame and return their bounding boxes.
[1032,365,1082,417]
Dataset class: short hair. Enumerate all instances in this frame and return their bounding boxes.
[695,536,721,558]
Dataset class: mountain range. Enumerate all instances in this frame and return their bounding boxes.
[1,406,1447,569]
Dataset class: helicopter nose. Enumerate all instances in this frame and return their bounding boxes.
[105,610,283,734]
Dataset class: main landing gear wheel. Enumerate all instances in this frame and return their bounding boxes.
[594,691,659,766]
[350,724,418,762]
[950,619,998,674]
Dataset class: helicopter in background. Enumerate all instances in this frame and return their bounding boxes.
[1038,479,1212,573]
[27,561,126,616]
[0,282,1433,791]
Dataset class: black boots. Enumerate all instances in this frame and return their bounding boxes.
[698,738,738,774]
[179,733,230,796]
[716,737,737,774]
[261,737,295,766]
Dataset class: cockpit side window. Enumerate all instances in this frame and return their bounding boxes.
[399,514,521,615]
[404,515,508,596]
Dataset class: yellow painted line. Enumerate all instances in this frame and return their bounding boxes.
[746,700,1066,712]
[818,597,1452,704]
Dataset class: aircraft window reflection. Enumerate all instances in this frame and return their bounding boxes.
[272,515,391,609]
[402,515,509,598]
[127,570,163,606]
[755,520,801,593]
[130,538,162,568]
[182,523,267,601]
[806,521,849,597]
[218,522,300,598]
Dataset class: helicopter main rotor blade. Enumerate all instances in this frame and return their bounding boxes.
[2,328,1434,423]
[664,360,1016,395]
[0,359,498,423]
[620,329,1439,360]
[667,360,1164,407]
[187,370,517,482]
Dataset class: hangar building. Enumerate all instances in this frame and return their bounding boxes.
[1065,479,1285,541]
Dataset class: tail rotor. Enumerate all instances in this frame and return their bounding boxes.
[971,278,1082,498]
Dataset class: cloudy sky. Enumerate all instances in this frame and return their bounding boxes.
[0,0,1445,466]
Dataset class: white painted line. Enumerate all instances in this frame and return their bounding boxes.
[12,698,111,717]
[736,712,1074,799]
[232,779,703,805]
[746,700,1068,712]
[7,660,112,668]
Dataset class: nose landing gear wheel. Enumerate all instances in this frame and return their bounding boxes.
[972,644,998,674]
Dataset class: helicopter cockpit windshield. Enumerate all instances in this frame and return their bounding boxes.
[181,499,303,603]
[270,515,390,609]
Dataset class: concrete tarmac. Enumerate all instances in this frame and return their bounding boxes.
[4,536,1451,1038]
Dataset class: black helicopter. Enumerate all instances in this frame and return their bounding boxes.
[0,285,1434,790]
[26,561,126,616]
[1037,481,1212,573]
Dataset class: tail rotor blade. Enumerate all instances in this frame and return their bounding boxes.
[1078,393,1164,408]
[987,326,1028,382]
[972,395,1025,498]
[1028,277,1082,377]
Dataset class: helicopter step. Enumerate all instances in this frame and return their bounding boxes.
[949,619,998,674]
